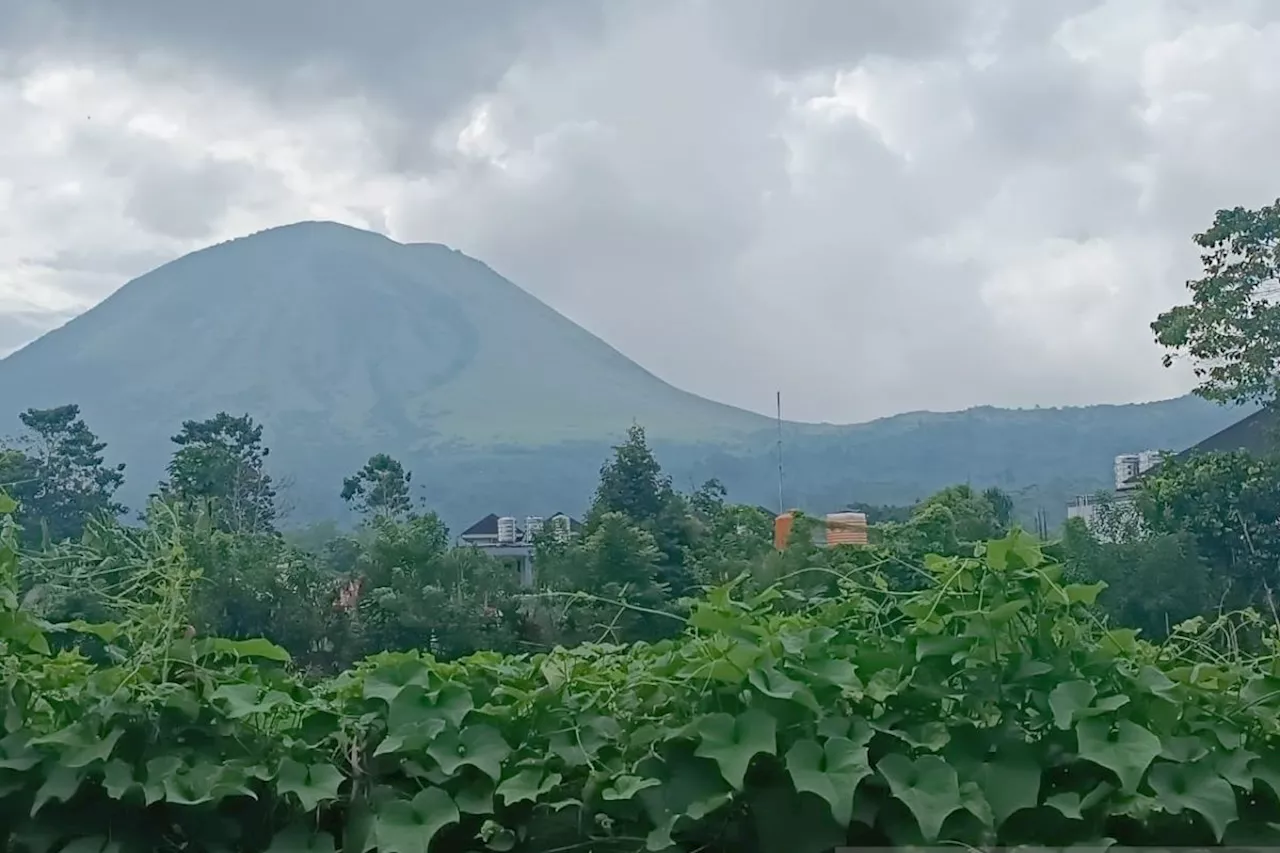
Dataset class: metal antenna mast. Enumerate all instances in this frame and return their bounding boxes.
[776,391,785,514]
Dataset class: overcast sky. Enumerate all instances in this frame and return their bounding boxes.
[1,0,1277,423]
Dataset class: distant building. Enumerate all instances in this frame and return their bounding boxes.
[1065,405,1278,538]
[773,510,869,550]
[456,511,582,586]
[1059,448,1162,535]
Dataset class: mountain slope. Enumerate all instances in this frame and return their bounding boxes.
[0,221,1249,528]
[0,221,771,448]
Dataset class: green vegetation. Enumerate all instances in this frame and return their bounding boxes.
[1153,198,1280,407]
[0,221,1246,526]
[4,198,1280,850]
[9,469,1280,850]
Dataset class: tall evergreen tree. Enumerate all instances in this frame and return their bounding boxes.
[161,412,276,535]
[7,404,126,544]
[589,424,671,528]
[341,453,414,520]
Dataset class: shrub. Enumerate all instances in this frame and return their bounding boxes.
[3,507,1280,851]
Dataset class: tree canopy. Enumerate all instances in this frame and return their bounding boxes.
[1153,198,1280,407]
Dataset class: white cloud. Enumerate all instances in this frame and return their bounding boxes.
[0,0,1278,422]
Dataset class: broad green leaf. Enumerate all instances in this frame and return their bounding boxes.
[453,776,495,815]
[985,599,1030,624]
[816,715,873,746]
[1160,735,1209,763]
[978,743,1041,825]
[748,666,820,712]
[0,611,50,654]
[1075,719,1161,793]
[211,683,291,719]
[1053,582,1107,606]
[1147,760,1238,840]
[784,736,872,825]
[496,768,562,805]
[361,658,433,705]
[64,620,121,642]
[375,719,446,756]
[31,763,81,815]
[915,635,970,661]
[602,774,660,801]
[694,709,777,789]
[898,721,950,752]
[388,683,474,731]
[877,753,963,842]
[276,759,345,812]
[373,788,459,853]
[800,657,860,688]
[162,760,238,805]
[266,824,337,853]
[102,759,135,800]
[142,756,182,805]
[205,636,290,662]
[426,724,510,781]
[986,531,1042,571]
[1049,681,1097,730]
[1045,791,1083,819]
[1215,747,1257,790]
[1099,629,1139,656]
[959,780,994,828]
[59,838,110,853]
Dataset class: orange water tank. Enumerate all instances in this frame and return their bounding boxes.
[773,511,796,550]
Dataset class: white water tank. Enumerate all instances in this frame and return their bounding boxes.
[1114,454,1141,490]
[497,516,517,544]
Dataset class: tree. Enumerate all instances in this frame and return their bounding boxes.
[982,486,1015,529]
[1061,518,1222,641]
[161,413,276,535]
[1135,449,1280,609]
[589,424,671,528]
[690,478,727,520]
[1152,199,1280,407]
[915,484,1006,543]
[341,453,414,520]
[8,405,126,544]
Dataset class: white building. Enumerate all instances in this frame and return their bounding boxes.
[1066,450,1162,538]
[456,511,581,586]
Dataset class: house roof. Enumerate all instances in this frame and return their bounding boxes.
[459,513,500,538]
[1123,405,1277,487]
[547,512,583,531]
[1175,405,1277,458]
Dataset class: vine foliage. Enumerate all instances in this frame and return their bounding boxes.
[2,498,1280,852]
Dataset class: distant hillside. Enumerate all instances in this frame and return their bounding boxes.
[0,222,1248,529]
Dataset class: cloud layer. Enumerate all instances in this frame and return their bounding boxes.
[2,0,1278,422]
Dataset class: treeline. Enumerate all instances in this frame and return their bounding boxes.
[5,394,1280,663]
[1,402,1034,669]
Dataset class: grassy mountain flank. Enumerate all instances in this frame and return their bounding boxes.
[0,222,1247,528]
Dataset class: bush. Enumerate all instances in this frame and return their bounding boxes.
[5,510,1280,851]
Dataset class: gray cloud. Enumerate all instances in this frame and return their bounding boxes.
[0,0,1276,422]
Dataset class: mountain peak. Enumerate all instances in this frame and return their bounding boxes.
[0,221,771,503]
[0,224,1242,529]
